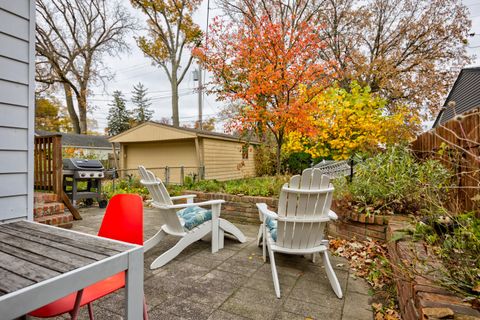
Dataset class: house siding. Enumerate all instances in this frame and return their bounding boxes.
[122,140,199,184]
[0,0,35,221]
[203,138,256,181]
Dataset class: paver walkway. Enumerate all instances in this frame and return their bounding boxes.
[36,207,373,320]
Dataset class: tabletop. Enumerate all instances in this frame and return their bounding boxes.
[0,220,143,319]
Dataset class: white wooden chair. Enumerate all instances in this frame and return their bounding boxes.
[256,168,343,298]
[138,165,246,269]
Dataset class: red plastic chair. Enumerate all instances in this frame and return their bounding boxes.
[29,194,148,320]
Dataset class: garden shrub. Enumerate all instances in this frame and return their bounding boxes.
[333,145,452,215]
[102,176,149,200]
[254,145,277,176]
[413,213,480,297]
[283,152,312,174]
[171,175,290,197]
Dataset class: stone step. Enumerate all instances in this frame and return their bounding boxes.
[34,192,58,204]
[35,212,73,229]
[34,202,65,218]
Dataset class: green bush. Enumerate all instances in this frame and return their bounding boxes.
[102,177,149,200]
[173,175,290,197]
[283,152,312,174]
[254,145,277,176]
[333,145,452,215]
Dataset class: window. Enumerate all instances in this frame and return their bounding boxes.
[242,144,249,160]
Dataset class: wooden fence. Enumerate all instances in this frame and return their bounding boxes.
[411,108,480,212]
[34,134,63,199]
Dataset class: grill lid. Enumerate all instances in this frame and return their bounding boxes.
[63,158,104,171]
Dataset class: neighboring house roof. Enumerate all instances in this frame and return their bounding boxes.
[432,67,480,128]
[108,122,260,144]
[35,130,117,149]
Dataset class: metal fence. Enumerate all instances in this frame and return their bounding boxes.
[108,166,205,185]
[313,159,355,180]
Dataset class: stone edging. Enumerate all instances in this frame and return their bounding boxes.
[387,218,480,320]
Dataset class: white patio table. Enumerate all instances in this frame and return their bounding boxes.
[0,220,143,320]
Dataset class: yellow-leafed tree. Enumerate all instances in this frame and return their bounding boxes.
[284,82,416,160]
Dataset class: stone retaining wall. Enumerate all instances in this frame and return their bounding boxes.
[183,191,278,225]
[183,191,388,242]
[387,218,480,320]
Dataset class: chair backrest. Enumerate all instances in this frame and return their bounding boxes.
[138,166,173,206]
[98,194,144,245]
[138,165,184,234]
[275,168,333,249]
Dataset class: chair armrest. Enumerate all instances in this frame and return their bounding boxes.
[256,203,278,221]
[328,210,338,220]
[140,179,160,186]
[152,199,225,210]
[170,194,196,204]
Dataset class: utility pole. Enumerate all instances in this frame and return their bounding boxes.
[197,65,203,130]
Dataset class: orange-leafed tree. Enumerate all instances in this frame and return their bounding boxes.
[195,14,334,173]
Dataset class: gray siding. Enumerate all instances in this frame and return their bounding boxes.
[0,0,35,221]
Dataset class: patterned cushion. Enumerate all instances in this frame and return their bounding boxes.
[265,217,278,241]
[177,206,212,230]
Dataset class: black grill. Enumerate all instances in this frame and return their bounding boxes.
[63,158,105,206]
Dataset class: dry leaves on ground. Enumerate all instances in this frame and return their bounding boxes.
[329,237,401,320]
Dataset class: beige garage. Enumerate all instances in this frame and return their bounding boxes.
[109,122,259,183]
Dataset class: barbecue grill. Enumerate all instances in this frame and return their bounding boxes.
[63,158,105,206]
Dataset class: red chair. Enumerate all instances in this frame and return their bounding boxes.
[29,194,148,320]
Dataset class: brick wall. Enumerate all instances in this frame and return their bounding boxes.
[183,191,388,242]
[182,191,278,225]
[327,201,391,241]
[387,218,480,320]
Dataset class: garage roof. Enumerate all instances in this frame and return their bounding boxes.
[108,122,260,144]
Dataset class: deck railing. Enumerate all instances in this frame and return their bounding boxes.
[34,134,63,199]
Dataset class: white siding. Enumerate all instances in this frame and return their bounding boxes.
[0,1,34,222]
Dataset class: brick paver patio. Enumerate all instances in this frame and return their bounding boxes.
[41,207,373,320]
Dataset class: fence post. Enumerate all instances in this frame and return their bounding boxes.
[180,166,185,185]
[52,135,63,201]
[349,158,354,183]
[165,166,170,185]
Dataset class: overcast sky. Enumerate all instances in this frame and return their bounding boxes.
[81,0,480,134]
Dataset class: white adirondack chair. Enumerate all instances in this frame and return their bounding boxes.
[256,168,343,299]
[138,165,246,269]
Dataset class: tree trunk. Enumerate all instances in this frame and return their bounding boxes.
[275,134,283,175]
[276,142,282,174]
[77,93,88,134]
[63,83,80,133]
[171,74,179,127]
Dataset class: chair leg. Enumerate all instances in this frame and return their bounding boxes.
[144,229,167,252]
[143,297,149,320]
[268,247,281,298]
[150,226,209,269]
[218,229,224,249]
[87,303,94,320]
[256,224,263,247]
[322,251,343,298]
[219,219,247,243]
[69,289,84,320]
[262,225,267,262]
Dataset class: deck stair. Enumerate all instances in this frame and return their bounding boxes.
[34,192,73,228]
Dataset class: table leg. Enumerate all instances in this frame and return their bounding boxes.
[125,248,144,319]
